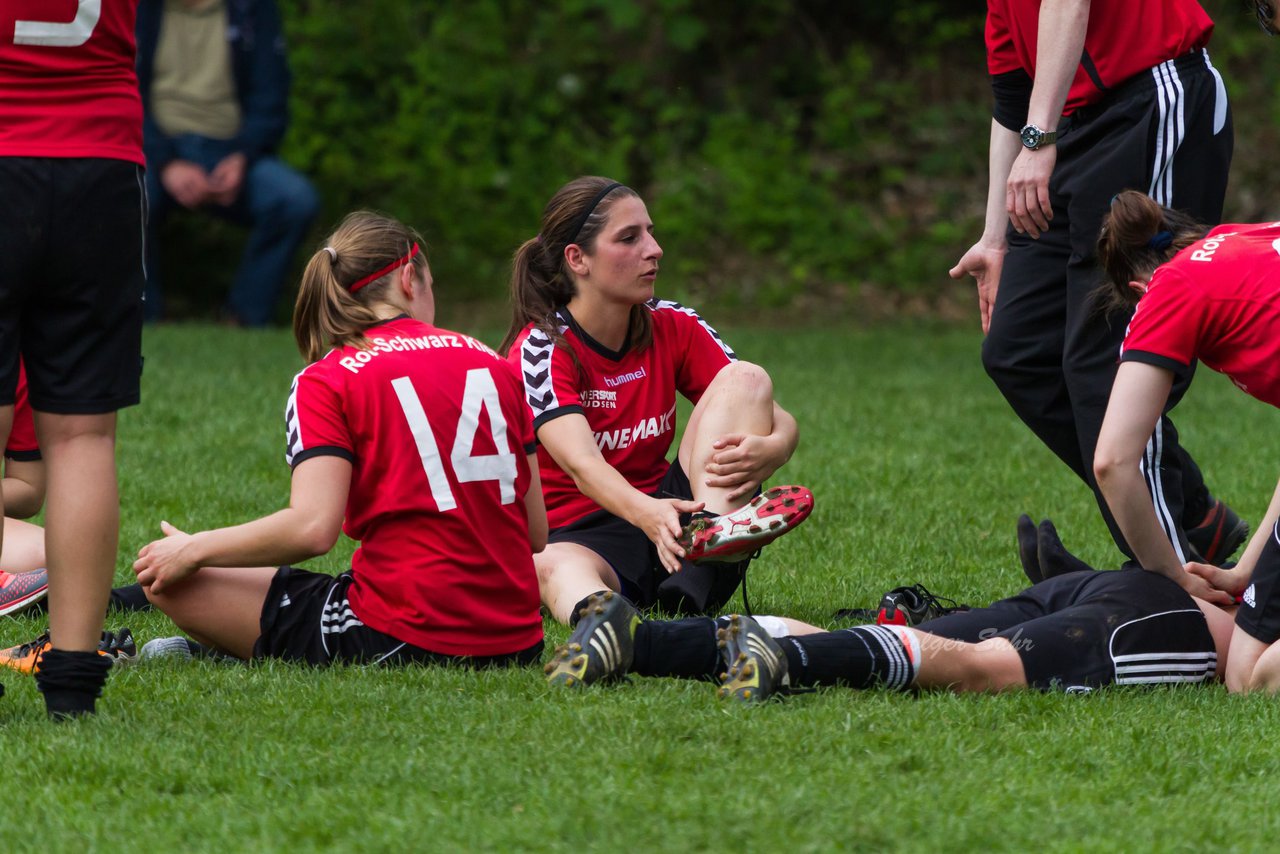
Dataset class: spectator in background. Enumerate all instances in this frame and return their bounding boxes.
[137,0,318,326]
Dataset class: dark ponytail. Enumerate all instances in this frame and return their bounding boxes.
[500,177,652,363]
[1096,190,1208,312]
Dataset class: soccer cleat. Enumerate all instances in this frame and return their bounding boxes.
[0,628,137,676]
[875,584,967,627]
[544,591,640,687]
[716,614,788,703]
[678,485,814,564]
[1187,499,1249,566]
[0,568,49,617]
[140,636,208,660]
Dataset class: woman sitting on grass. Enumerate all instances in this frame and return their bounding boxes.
[130,211,546,666]
[1090,190,1280,692]
[502,176,812,635]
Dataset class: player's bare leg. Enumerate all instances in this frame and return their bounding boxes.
[679,361,776,513]
[38,412,117,653]
[535,542,623,624]
[143,566,277,660]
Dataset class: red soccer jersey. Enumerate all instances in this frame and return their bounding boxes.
[0,0,144,162]
[286,317,541,657]
[986,0,1213,115]
[509,299,736,529]
[6,364,38,461]
[1121,223,1280,408]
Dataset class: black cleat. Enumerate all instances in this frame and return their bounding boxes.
[716,614,788,703]
[875,584,967,627]
[544,592,639,688]
[1187,499,1249,566]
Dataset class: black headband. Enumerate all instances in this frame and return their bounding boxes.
[566,182,624,244]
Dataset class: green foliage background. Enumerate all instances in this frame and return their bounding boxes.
[166,1,1280,319]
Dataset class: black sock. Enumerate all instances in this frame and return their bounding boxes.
[778,626,917,690]
[35,648,112,720]
[1016,514,1042,585]
[632,618,721,680]
[108,583,152,613]
[1037,519,1097,579]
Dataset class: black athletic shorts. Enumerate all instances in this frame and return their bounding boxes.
[0,157,144,413]
[918,568,1217,691]
[1235,521,1280,644]
[252,566,544,667]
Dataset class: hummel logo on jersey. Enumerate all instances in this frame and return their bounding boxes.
[1244,583,1257,608]
[603,366,646,388]
[594,405,675,450]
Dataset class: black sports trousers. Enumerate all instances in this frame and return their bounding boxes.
[982,50,1233,562]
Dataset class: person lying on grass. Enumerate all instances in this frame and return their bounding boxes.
[544,553,1236,701]
[130,211,547,667]
[501,175,811,624]
[1091,190,1280,693]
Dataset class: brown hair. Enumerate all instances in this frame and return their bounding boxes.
[1096,190,1208,313]
[500,176,653,362]
[294,211,426,362]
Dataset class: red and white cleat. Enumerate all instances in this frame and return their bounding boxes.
[678,485,815,563]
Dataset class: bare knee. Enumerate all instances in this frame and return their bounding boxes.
[949,638,1027,693]
[712,361,773,405]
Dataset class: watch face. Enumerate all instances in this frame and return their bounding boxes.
[1021,125,1040,148]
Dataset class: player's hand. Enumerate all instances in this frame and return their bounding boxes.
[1174,564,1236,606]
[703,433,780,503]
[634,496,704,574]
[209,152,248,206]
[161,160,212,209]
[1186,561,1249,599]
[1006,146,1056,238]
[949,240,1006,335]
[133,520,200,594]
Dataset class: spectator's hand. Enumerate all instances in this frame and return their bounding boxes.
[1186,561,1249,599]
[949,240,1006,334]
[1006,146,1056,238]
[209,152,247,206]
[703,433,781,503]
[133,520,200,594]
[634,496,704,574]
[161,160,212,209]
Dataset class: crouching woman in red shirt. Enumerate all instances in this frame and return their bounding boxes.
[1094,190,1280,691]
[132,212,546,666]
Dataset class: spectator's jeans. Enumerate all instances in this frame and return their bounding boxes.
[145,135,318,326]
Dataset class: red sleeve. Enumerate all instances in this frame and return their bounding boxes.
[986,2,1021,76]
[285,366,354,468]
[663,304,736,404]
[5,365,39,461]
[1119,269,1201,376]
[497,358,537,455]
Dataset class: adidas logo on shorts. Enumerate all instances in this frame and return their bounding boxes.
[1244,583,1256,608]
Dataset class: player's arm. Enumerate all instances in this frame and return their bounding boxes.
[1005,0,1088,237]
[134,455,351,593]
[537,413,701,573]
[1095,363,1232,604]
[524,455,548,553]
[1,458,44,520]
[1189,477,1280,598]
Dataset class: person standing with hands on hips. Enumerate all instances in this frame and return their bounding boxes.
[950,0,1240,568]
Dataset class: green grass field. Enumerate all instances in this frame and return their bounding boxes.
[3,321,1277,852]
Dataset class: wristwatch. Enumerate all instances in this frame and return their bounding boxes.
[1020,124,1059,150]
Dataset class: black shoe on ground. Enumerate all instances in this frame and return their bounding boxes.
[876,584,968,627]
[1187,499,1249,566]
[716,614,788,703]
[544,591,640,687]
